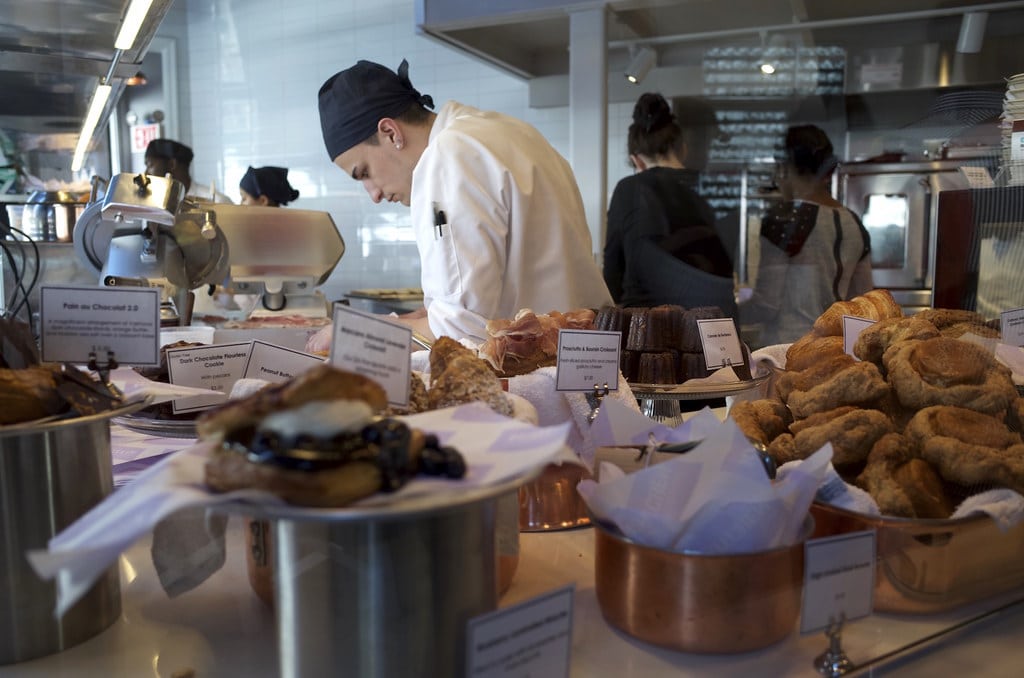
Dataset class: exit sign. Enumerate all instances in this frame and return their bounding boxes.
[130,123,161,153]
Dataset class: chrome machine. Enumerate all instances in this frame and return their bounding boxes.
[73,172,345,325]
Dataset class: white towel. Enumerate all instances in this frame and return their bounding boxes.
[952,489,1024,531]
[507,367,640,470]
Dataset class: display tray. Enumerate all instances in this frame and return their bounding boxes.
[811,502,1024,614]
[629,372,771,399]
[112,412,198,439]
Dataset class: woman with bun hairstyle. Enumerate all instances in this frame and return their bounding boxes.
[740,124,873,346]
[603,92,735,313]
[239,166,300,206]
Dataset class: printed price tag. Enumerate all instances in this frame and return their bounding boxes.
[555,330,620,391]
[800,530,876,634]
[329,303,411,407]
[165,342,251,413]
[842,315,877,357]
[697,317,743,370]
[466,585,574,678]
[1001,307,1024,347]
[245,340,326,381]
[39,285,161,366]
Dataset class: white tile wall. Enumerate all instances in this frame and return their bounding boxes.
[169,0,630,302]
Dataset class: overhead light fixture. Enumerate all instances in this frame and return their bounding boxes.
[759,32,788,76]
[115,0,156,50]
[71,83,113,172]
[625,46,657,84]
[126,71,148,86]
[956,11,988,53]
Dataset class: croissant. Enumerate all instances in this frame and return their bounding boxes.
[812,289,903,337]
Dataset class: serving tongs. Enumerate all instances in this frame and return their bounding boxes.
[411,330,433,351]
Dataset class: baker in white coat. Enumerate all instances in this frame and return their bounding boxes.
[315,59,612,344]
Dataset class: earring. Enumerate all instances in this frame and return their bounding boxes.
[395,142,403,150]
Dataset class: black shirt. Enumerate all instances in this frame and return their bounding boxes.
[603,167,734,308]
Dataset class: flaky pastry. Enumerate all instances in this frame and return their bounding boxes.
[907,407,1024,495]
[883,337,1017,416]
[853,316,940,368]
[812,289,902,337]
[788,407,894,467]
[729,398,791,447]
[786,361,890,418]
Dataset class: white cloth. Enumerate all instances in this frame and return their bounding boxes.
[507,367,639,470]
[412,101,613,343]
[187,181,234,204]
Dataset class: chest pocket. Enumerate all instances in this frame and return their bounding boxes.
[421,228,464,300]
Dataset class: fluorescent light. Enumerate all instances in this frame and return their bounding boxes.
[71,84,113,172]
[114,0,156,50]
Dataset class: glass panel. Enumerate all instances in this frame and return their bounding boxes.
[861,193,909,269]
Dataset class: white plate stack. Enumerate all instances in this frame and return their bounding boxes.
[1002,73,1024,185]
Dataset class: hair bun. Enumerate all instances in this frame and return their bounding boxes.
[632,93,673,133]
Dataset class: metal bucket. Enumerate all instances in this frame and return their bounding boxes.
[593,514,813,654]
[264,477,529,678]
[0,405,134,665]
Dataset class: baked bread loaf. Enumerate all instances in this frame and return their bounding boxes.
[429,337,513,416]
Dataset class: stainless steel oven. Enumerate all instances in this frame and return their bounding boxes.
[838,160,974,313]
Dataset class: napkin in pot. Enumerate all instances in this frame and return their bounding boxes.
[579,416,832,554]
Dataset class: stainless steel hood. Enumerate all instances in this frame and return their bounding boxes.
[417,0,1024,102]
[0,0,171,139]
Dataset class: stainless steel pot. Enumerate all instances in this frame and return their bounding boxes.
[0,403,140,665]
[23,190,83,242]
[253,473,531,678]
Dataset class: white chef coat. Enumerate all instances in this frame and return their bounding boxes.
[411,101,612,342]
[187,180,234,204]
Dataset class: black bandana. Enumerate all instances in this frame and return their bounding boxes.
[145,138,193,165]
[240,166,299,205]
[318,59,434,160]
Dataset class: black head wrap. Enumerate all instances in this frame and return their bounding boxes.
[240,166,300,206]
[145,138,194,166]
[318,59,434,160]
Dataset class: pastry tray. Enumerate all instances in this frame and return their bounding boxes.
[629,372,771,400]
[811,502,1024,614]
[112,412,198,439]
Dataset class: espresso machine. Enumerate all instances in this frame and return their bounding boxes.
[73,172,345,325]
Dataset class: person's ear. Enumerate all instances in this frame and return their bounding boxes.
[629,154,647,171]
[257,195,271,206]
[378,118,403,150]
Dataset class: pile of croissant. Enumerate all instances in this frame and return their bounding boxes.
[732,289,1024,520]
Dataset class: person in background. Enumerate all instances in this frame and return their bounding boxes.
[603,92,735,313]
[144,138,232,203]
[739,124,873,346]
[313,58,612,344]
[239,166,300,206]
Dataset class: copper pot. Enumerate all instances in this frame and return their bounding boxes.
[518,463,593,532]
[593,515,811,654]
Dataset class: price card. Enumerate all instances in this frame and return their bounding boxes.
[39,285,161,366]
[328,303,411,407]
[165,342,252,413]
[842,315,877,357]
[245,340,326,381]
[696,317,743,370]
[466,585,574,678]
[800,530,876,635]
[1002,308,1024,347]
[555,330,620,391]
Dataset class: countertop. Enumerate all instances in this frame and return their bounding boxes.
[3,519,1024,677]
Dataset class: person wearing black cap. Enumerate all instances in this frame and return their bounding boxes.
[144,138,232,203]
[315,59,612,343]
[239,166,300,207]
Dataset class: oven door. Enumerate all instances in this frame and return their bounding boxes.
[842,171,930,291]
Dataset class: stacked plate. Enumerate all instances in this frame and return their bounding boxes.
[1001,73,1024,184]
